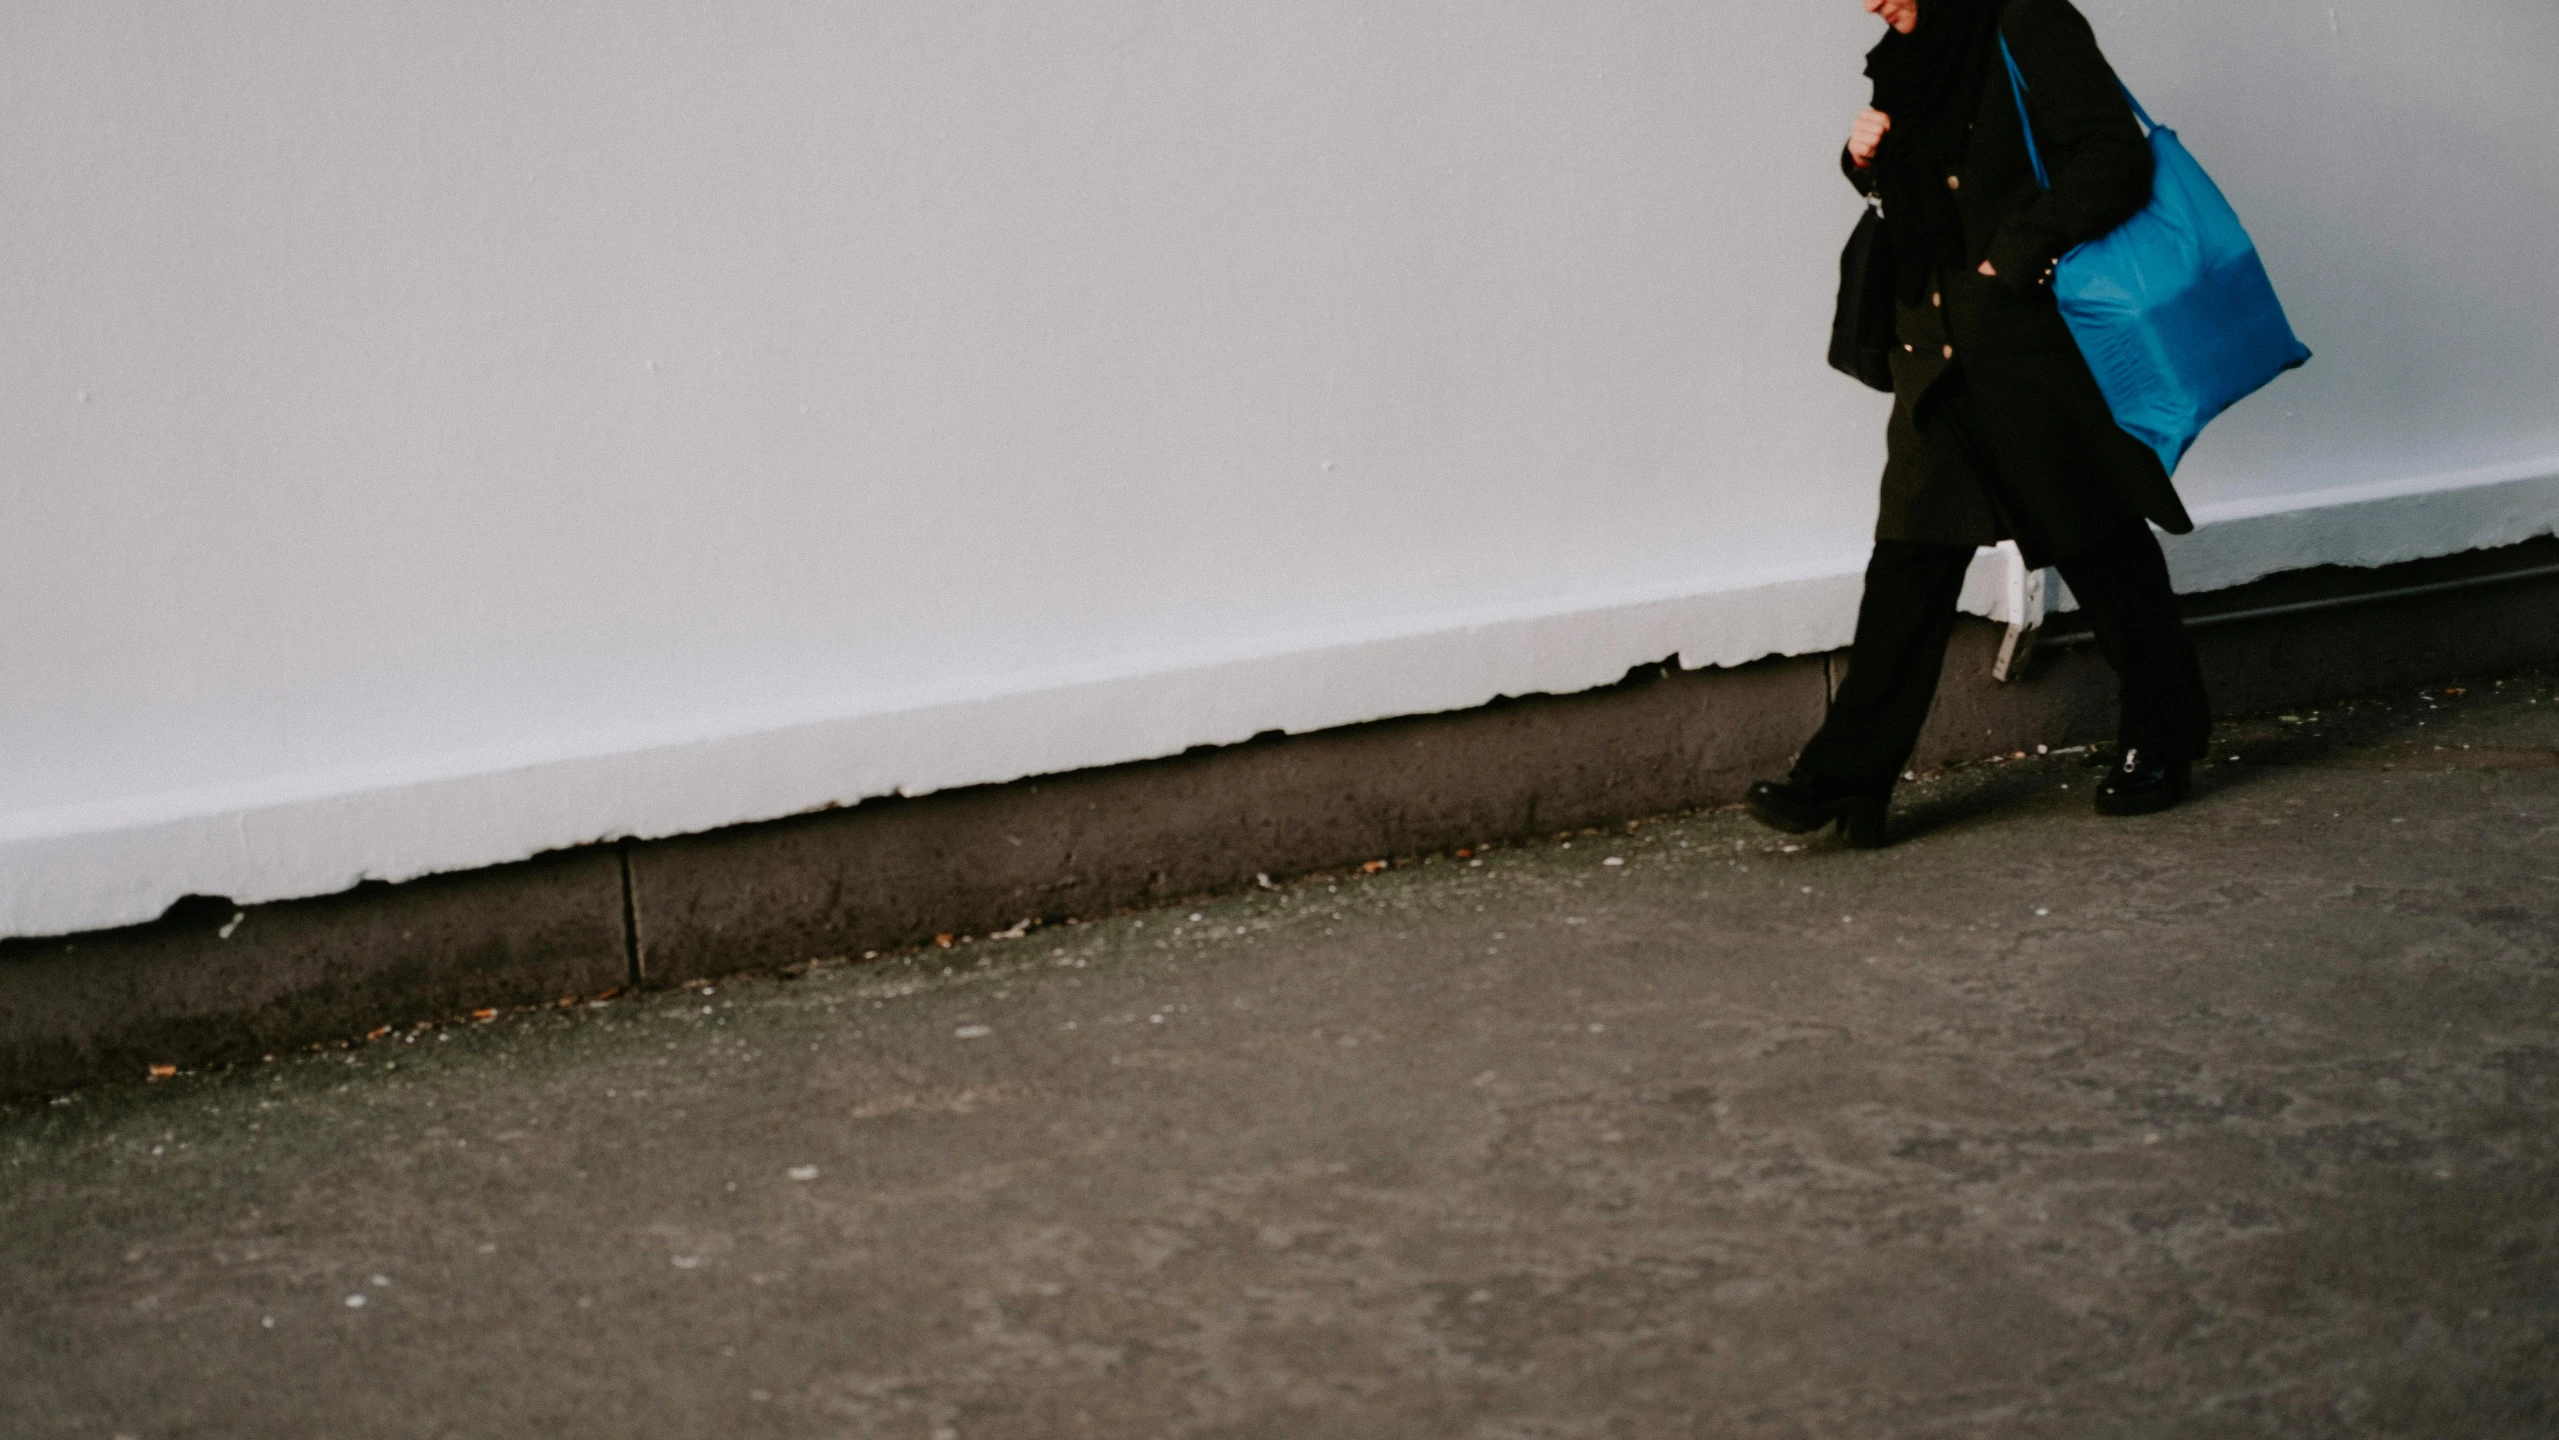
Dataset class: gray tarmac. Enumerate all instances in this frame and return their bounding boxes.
[5,669,2557,1439]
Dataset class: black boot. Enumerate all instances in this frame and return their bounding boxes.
[1746,777,1892,849]
[2094,746,2190,817]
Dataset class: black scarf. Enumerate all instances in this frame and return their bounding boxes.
[1865,0,2007,302]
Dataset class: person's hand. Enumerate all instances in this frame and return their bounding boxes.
[1847,108,1891,168]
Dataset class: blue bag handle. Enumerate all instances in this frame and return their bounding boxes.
[2000,32,2155,194]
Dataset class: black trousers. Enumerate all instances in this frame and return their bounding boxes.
[1795,525,2211,792]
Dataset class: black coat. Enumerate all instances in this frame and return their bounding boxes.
[1846,0,2191,567]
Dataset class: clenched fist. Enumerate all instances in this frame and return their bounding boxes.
[1847,107,1892,168]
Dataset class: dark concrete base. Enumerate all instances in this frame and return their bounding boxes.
[0,852,627,1099]
[7,538,2557,1098]
[625,651,1830,986]
[2189,541,2559,713]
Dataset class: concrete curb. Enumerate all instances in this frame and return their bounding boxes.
[7,539,2557,1099]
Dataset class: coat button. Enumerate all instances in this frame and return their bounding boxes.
[1904,343,1915,352]
[1931,292,1942,307]
[1946,174,1961,190]
[1942,345,1955,359]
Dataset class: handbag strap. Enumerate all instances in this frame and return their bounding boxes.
[1999,32,2154,195]
[1998,35,2051,191]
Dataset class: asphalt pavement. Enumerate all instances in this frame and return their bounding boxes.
[5,669,2556,1439]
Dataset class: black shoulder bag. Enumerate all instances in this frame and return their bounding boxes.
[1827,192,1897,393]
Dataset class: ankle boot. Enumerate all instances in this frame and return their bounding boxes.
[2094,746,2190,816]
[1746,777,1891,849]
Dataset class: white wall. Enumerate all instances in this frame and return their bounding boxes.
[5,1,2555,938]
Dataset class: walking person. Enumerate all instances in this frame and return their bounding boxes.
[1750,0,2212,849]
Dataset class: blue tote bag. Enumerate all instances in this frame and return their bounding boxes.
[2002,37,2310,476]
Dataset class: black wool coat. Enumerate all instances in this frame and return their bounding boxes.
[1846,0,2192,567]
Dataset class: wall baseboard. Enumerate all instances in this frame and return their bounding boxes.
[8,537,2557,1101]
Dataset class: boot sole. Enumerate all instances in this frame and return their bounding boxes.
[1748,790,1892,848]
[1745,793,1832,835]
[2094,780,2189,817]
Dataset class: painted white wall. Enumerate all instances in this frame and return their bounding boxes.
[5,1,2554,938]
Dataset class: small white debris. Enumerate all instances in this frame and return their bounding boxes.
[1256,872,1277,890]
[1190,913,1204,922]
[787,1165,819,1182]
[1800,886,1814,895]
[370,1274,390,1288]
[261,1316,275,1329]
[2036,744,2049,754]
[344,1294,366,1309]
[954,1025,993,1039]
[672,1256,704,1270]
[218,911,246,940]
[702,1005,714,1015]
[1602,857,1624,867]
[1149,1014,1165,1024]
[2035,908,2050,917]
[1588,1023,1606,1034]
